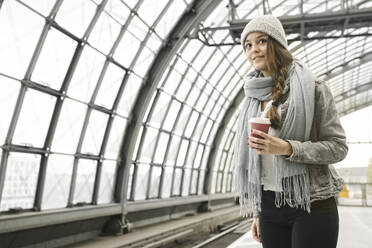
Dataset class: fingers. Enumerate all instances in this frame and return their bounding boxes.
[249,136,266,145]
[251,218,262,243]
[251,129,271,139]
[248,136,267,154]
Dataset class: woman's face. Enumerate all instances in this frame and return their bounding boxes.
[244,32,269,74]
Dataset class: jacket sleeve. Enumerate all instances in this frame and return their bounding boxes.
[284,81,348,165]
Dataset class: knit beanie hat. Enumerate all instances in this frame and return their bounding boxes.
[240,15,288,52]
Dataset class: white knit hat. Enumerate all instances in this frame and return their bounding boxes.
[240,15,288,52]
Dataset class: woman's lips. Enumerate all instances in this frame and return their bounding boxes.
[253,56,264,61]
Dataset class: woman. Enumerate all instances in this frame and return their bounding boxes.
[234,15,348,248]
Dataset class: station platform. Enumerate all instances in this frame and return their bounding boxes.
[227,206,372,248]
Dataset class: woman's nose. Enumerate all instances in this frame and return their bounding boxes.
[251,43,260,52]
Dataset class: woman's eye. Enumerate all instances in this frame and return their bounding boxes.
[259,39,267,44]
[245,44,252,49]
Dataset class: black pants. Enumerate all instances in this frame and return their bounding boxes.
[259,189,339,248]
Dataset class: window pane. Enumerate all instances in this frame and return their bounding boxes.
[227,173,232,192]
[162,99,181,131]
[104,116,127,159]
[132,126,143,161]
[95,62,126,109]
[181,40,203,63]
[207,123,219,145]
[198,170,205,194]
[155,0,186,38]
[190,169,198,194]
[12,89,56,147]
[149,92,172,128]
[31,28,77,90]
[162,70,182,95]
[56,0,97,38]
[216,172,222,193]
[138,127,159,163]
[42,154,73,210]
[194,145,204,169]
[182,168,191,196]
[0,77,20,145]
[0,1,44,79]
[186,84,201,107]
[200,147,210,169]
[146,31,163,55]
[0,153,40,211]
[97,160,117,204]
[184,111,199,138]
[211,171,217,194]
[200,119,213,144]
[175,79,192,102]
[127,16,148,43]
[104,0,130,25]
[222,173,227,193]
[116,73,143,117]
[81,109,110,155]
[88,11,121,55]
[149,166,162,198]
[124,0,138,9]
[114,29,141,68]
[172,168,182,196]
[67,46,106,102]
[51,99,87,153]
[204,97,217,117]
[192,47,215,72]
[134,164,150,200]
[73,159,97,204]
[185,141,197,168]
[174,105,192,135]
[137,0,169,26]
[176,139,189,167]
[133,46,155,77]
[161,166,173,198]
[193,115,208,139]
[153,132,170,164]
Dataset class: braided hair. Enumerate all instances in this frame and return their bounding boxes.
[265,37,293,129]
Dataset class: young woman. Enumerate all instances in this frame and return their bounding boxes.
[233,15,348,248]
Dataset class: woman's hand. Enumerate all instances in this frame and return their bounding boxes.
[248,129,293,156]
[251,217,261,243]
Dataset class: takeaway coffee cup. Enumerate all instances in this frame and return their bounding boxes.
[249,117,271,138]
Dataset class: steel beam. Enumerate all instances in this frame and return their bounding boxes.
[197,8,372,46]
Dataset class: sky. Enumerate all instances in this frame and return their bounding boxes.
[335,105,372,168]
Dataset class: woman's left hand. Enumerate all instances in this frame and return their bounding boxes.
[248,129,293,156]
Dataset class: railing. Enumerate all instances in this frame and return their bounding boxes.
[337,183,372,207]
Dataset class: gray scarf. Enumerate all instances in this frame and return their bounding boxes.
[233,58,316,217]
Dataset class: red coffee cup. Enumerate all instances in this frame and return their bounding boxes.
[249,117,271,138]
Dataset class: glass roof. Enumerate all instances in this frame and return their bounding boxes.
[0,0,371,214]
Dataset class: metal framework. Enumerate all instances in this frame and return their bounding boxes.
[116,0,222,217]
[195,7,372,46]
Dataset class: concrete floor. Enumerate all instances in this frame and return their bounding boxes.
[228,206,372,248]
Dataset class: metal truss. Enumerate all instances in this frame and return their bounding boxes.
[193,7,372,46]
[320,51,372,81]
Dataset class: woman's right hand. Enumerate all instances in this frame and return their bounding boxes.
[251,217,261,243]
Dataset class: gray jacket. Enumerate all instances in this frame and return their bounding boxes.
[254,79,348,217]
[283,79,348,202]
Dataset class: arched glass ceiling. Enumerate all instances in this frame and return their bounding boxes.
[0,0,371,218]
[0,0,194,211]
